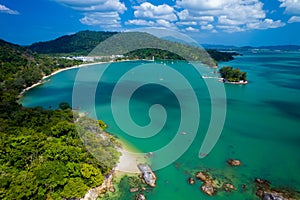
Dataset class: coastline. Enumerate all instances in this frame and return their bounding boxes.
[18,61,111,97]
[18,59,155,98]
[19,58,147,172]
[218,78,248,85]
[80,136,146,200]
[115,147,146,174]
[18,58,152,199]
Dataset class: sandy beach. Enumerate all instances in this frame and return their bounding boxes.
[115,148,147,173]
[19,58,156,97]
[18,61,110,97]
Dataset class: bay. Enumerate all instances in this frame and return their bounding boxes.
[21,51,300,199]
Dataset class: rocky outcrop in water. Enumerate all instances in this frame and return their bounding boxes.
[130,188,139,193]
[223,183,237,192]
[195,171,210,182]
[188,177,195,185]
[201,183,217,196]
[138,164,156,187]
[136,193,146,200]
[227,159,242,166]
[195,171,218,196]
[188,160,300,199]
[254,178,300,200]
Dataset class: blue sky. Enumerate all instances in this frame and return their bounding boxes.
[0,0,300,46]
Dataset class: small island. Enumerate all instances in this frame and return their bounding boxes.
[219,66,248,84]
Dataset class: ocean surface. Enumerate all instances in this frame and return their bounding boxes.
[22,51,300,199]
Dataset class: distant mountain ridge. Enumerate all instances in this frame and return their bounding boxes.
[28,30,117,55]
[253,45,300,51]
[202,44,300,51]
[26,31,219,67]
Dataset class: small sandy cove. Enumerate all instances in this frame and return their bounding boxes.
[115,148,147,173]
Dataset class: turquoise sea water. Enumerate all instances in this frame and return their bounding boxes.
[22,51,300,199]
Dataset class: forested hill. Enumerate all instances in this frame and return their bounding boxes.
[0,39,83,102]
[27,30,236,66]
[28,30,117,55]
[0,39,120,199]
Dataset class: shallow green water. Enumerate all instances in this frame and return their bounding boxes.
[22,51,300,199]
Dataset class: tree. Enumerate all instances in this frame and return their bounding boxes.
[61,178,89,199]
[58,102,71,110]
[80,163,104,187]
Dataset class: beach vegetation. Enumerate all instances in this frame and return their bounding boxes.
[219,66,247,82]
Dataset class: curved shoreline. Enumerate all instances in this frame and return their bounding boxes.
[18,61,110,97]
[19,59,148,173]
[18,59,154,98]
[19,59,154,199]
[218,78,248,85]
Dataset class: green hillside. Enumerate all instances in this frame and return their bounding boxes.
[0,39,82,101]
[85,31,219,67]
[28,30,117,55]
[27,31,236,67]
[0,40,119,199]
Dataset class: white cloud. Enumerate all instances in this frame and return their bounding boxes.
[279,0,300,14]
[279,0,300,24]
[247,19,285,29]
[201,24,214,30]
[218,15,245,25]
[177,0,266,22]
[125,19,177,30]
[174,0,286,33]
[178,9,214,21]
[176,21,198,26]
[57,0,126,13]
[128,2,178,29]
[288,16,300,23]
[54,0,290,33]
[56,0,126,29]
[80,12,122,28]
[185,26,199,32]
[133,2,177,21]
[125,19,155,26]
[198,16,215,22]
[216,25,246,33]
[156,19,177,29]
[177,0,235,10]
[0,4,19,15]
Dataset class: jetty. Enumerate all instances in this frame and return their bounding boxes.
[138,164,156,187]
